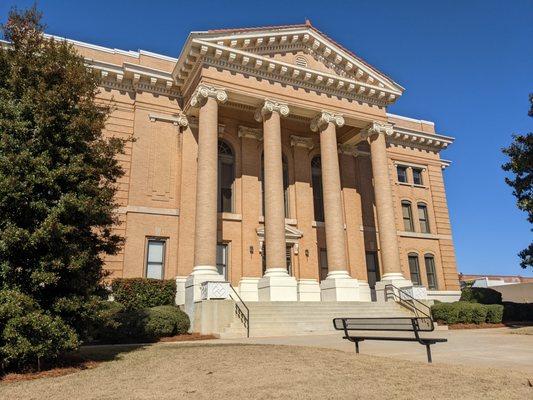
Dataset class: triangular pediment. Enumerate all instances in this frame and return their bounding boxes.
[173,24,403,106]
[256,224,303,241]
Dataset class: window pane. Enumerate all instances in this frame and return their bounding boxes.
[218,141,234,213]
[413,168,423,185]
[312,158,324,222]
[216,244,228,280]
[397,166,408,183]
[402,202,414,231]
[147,241,164,263]
[319,249,328,281]
[146,262,163,279]
[425,255,437,289]
[286,245,292,276]
[408,255,421,285]
[365,252,380,288]
[418,204,430,233]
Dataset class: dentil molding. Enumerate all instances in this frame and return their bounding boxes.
[310,110,345,132]
[254,99,290,122]
[190,84,228,107]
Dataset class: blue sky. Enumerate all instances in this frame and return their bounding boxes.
[1,0,532,276]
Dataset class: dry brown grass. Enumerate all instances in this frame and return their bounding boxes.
[510,326,533,335]
[1,343,531,400]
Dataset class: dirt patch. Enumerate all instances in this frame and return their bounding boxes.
[447,322,506,329]
[158,333,217,342]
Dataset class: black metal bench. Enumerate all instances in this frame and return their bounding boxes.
[333,317,447,363]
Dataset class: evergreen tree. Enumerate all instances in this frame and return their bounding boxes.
[502,95,533,269]
[0,7,125,337]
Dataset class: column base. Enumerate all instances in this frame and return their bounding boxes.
[374,273,413,303]
[320,271,359,302]
[297,279,321,302]
[238,277,260,302]
[185,266,225,322]
[258,269,297,301]
[175,276,187,306]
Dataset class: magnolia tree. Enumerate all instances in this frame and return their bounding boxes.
[502,96,533,270]
[0,7,126,371]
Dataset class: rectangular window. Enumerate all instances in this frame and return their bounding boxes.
[365,252,380,288]
[425,255,438,289]
[219,161,234,213]
[286,245,293,276]
[408,254,421,286]
[412,168,423,185]
[397,166,408,183]
[418,204,430,233]
[402,202,414,231]
[319,249,328,281]
[312,171,324,222]
[146,239,165,279]
[216,244,228,280]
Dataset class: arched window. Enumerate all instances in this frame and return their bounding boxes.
[261,154,289,217]
[401,201,414,231]
[218,140,235,213]
[424,254,438,289]
[417,203,430,233]
[311,156,324,222]
[408,253,421,286]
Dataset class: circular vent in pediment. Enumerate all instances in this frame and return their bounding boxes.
[295,55,308,68]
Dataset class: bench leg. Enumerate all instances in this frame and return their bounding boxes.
[425,344,432,363]
[355,340,360,354]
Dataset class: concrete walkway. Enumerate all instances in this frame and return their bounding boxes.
[210,327,533,373]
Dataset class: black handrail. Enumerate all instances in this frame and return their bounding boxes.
[228,284,250,338]
[384,284,432,322]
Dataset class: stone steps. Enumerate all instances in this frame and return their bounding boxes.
[219,301,414,338]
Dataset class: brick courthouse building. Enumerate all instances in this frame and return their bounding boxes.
[64,22,460,315]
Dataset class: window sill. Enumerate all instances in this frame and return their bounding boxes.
[398,231,441,240]
[219,213,242,221]
[396,182,428,189]
[312,221,347,229]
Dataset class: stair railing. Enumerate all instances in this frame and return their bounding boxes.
[228,284,250,338]
[384,284,433,330]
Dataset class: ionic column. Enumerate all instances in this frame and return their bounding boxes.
[311,111,360,301]
[363,122,412,296]
[255,100,297,301]
[185,84,228,317]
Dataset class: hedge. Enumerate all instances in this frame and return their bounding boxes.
[93,303,190,343]
[460,287,502,305]
[431,301,503,325]
[502,302,533,322]
[111,278,176,310]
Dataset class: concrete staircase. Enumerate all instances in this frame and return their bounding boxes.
[219,301,413,338]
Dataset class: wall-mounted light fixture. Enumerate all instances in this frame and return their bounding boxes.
[305,249,309,257]
[249,245,254,254]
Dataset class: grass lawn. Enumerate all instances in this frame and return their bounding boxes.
[1,343,531,399]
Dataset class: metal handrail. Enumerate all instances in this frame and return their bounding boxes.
[228,284,250,338]
[384,284,432,321]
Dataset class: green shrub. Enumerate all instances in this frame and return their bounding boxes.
[94,304,189,344]
[470,303,488,324]
[111,278,176,310]
[1,311,78,371]
[503,302,533,322]
[431,302,459,324]
[460,287,502,304]
[485,304,504,323]
[0,289,38,324]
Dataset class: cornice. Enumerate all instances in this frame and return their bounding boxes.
[149,113,188,127]
[290,135,314,149]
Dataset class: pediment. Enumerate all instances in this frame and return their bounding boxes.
[173,24,403,106]
[256,224,303,241]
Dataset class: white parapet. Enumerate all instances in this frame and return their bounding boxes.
[297,279,321,301]
[427,290,461,303]
[238,277,260,302]
[374,272,414,303]
[258,268,298,301]
[185,266,225,325]
[320,271,359,301]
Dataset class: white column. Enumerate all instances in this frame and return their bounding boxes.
[255,100,297,301]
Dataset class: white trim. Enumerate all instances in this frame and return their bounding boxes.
[387,112,435,126]
[397,231,452,240]
[118,206,179,217]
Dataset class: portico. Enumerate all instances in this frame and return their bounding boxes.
[65,21,460,315]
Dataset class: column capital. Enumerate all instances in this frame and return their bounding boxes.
[254,99,290,122]
[361,121,394,140]
[290,135,314,150]
[190,84,228,108]
[310,110,345,132]
[338,143,369,157]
